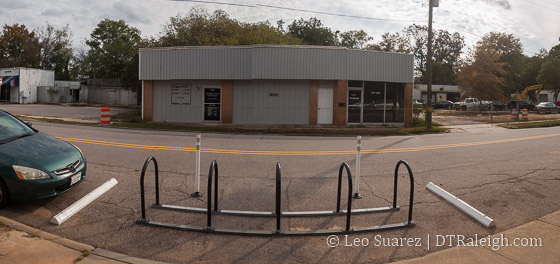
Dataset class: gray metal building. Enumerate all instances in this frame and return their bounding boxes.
[139,45,414,126]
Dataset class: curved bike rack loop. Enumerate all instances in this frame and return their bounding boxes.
[139,157,159,221]
[393,160,415,225]
[137,157,416,236]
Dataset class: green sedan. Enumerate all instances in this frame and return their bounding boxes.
[0,110,86,207]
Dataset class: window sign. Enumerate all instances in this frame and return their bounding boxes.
[171,85,191,104]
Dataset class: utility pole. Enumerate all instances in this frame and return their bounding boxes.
[426,0,437,129]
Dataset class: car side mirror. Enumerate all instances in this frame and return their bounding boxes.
[26,121,32,127]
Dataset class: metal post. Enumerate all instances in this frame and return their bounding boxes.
[275,163,282,233]
[353,136,363,199]
[191,134,202,197]
[426,0,435,129]
[490,103,493,125]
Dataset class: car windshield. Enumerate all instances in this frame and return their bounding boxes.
[0,111,36,143]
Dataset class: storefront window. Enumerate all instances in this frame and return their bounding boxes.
[385,83,405,123]
[348,81,405,124]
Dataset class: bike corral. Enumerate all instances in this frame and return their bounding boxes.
[136,155,416,236]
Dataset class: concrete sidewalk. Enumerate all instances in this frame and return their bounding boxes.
[2,210,559,263]
[0,216,166,264]
[395,210,560,264]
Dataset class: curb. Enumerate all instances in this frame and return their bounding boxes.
[0,215,94,252]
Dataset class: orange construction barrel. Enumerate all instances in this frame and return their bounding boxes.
[101,106,111,125]
[521,108,528,120]
[511,109,518,120]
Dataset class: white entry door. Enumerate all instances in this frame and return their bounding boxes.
[318,87,333,124]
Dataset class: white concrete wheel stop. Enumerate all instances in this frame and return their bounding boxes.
[51,178,118,225]
[426,182,495,228]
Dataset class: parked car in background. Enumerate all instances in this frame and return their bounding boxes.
[454,98,480,110]
[374,99,395,109]
[488,101,506,110]
[0,110,86,207]
[535,102,560,114]
[413,99,424,109]
[508,100,535,111]
[433,100,454,109]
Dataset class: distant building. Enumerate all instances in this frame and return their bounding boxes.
[83,79,137,106]
[37,80,82,103]
[0,68,54,104]
[139,45,415,127]
[414,84,461,103]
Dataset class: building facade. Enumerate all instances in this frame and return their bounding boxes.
[0,68,54,104]
[139,45,414,127]
[414,84,461,103]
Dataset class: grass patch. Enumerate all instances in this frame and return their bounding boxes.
[499,120,560,129]
[20,111,447,136]
[74,250,90,263]
[0,221,12,230]
[111,110,143,123]
[399,126,447,135]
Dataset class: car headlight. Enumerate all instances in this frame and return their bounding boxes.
[13,165,51,180]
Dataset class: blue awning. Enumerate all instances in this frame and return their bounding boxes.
[1,76,19,86]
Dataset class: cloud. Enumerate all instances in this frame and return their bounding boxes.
[112,2,152,24]
[480,0,511,10]
[42,8,67,17]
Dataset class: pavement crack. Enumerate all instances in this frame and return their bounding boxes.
[453,169,548,196]
[361,177,392,204]
[538,219,560,228]
[286,179,292,229]
[92,201,135,248]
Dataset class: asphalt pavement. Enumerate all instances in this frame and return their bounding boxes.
[1,104,559,263]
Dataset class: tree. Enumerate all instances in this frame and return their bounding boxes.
[477,32,525,95]
[0,24,41,68]
[537,56,560,102]
[160,8,301,46]
[457,44,506,100]
[83,19,141,91]
[366,32,410,53]
[339,30,372,49]
[37,23,73,80]
[399,24,464,84]
[287,17,334,46]
[519,49,547,90]
[237,21,301,45]
[160,8,240,46]
[547,44,560,58]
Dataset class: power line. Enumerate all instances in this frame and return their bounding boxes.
[169,0,428,23]
[519,0,560,15]
[541,0,560,9]
[170,0,545,55]
[433,21,539,55]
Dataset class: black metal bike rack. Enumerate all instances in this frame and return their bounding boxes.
[137,157,416,236]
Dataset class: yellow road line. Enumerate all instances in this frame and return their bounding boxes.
[56,133,560,156]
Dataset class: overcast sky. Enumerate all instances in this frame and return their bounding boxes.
[1,0,559,56]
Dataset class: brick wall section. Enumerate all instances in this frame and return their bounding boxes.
[221,80,233,124]
[309,80,318,125]
[405,83,413,128]
[143,80,153,122]
[333,80,348,126]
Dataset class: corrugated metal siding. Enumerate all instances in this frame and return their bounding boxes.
[233,80,309,124]
[153,80,220,122]
[140,46,413,83]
